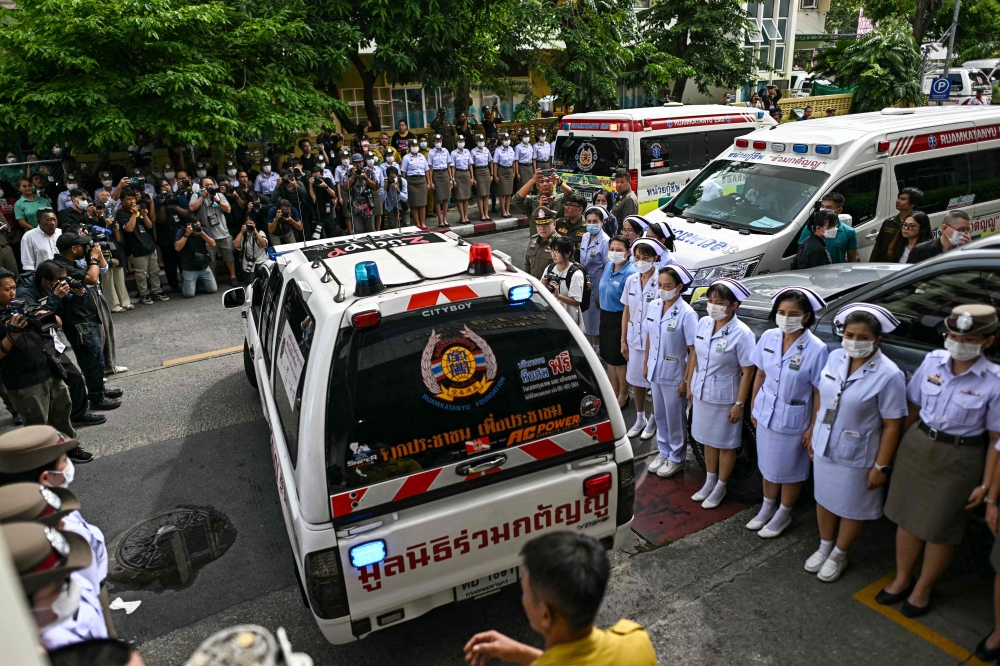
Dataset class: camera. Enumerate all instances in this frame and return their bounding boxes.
[58,276,86,291]
[204,187,218,197]
[178,178,191,190]
[130,176,145,187]
[138,203,149,212]
[192,222,202,234]
[312,176,322,185]
[93,202,106,212]
[1,299,57,333]
[90,226,113,254]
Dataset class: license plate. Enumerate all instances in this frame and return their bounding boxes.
[455,567,519,601]
[584,191,594,202]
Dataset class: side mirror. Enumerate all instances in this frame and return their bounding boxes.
[222,287,246,308]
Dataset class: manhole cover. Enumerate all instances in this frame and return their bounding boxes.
[109,505,237,587]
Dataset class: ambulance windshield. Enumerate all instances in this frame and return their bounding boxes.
[664,159,830,233]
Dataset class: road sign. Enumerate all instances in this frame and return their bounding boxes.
[928,78,952,102]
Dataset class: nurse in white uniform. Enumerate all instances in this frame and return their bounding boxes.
[689,278,757,509]
[620,238,667,440]
[581,206,610,344]
[644,219,677,268]
[807,303,907,582]
[747,287,830,538]
[644,264,698,479]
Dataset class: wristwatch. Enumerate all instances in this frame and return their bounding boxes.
[874,463,891,473]
[734,401,745,407]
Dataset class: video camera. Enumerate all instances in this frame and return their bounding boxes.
[1,299,57,332]
[130,176,146,187]
[90,225,113,254]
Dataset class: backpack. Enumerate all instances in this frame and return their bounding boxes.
[544,262,592,312]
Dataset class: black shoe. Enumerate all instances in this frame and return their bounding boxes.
[72,412,107,427]
[66,446,94,464]
[90,397,122,411]
[975,633,1000,661]
[104,387,123,399]
[875,580,914,606]
[11,412,22,426]
[901,596,932,618]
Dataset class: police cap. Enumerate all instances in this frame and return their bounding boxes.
[4,522,91,595]
[0,483,79,527]
[0,426,80,474]
[945,304,999,336]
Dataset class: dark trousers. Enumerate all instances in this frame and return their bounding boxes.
[0,351,88,419]
[64,323,105,403]
[159,243,181,295]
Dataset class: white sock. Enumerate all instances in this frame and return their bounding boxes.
[751,498,778,524]
[765,504,792,530]
[827,546,847,564]
[706,479,727,505]
[633,413,647,429]
[697,473,718,497]
[818,539,834,557]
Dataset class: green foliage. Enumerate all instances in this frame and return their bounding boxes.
[0,0,355,151]
[809,40,852,79]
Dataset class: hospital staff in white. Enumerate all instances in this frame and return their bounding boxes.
[580,205,610,344]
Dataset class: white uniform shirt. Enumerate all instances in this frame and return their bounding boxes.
[907,349,1000,437]
[253,172,280,197]
[514,142,534,164]
[580,231,609,292]
[40,572,108,650]
[451,148,473,171]
[57,190,75,211]
[60,510,108,591]
[534,140,552,162]
[493,146,515,167]
[644,298,698,385]
[20,226,61,272]
[690,315,756,405]
[400,153,429,176]
[544,263,585,327]
[471,146,492,168]
[811,349,908,468]
[334,164,351,187]
[620,271,659,351]
[428,147,452,170]
[750,328,829,435]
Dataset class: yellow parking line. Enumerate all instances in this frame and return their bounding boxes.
[854,572,992,665]
[162,346,243,368]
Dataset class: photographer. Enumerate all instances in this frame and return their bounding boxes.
[540,236,584,329]
[174,215,218,298]
[347,153,378,233]
[380,164,408,230]
[97,198,130,312]
[153,178,182,296]
[118,188,167,305]
[234,218,268,275]
[189,177,238,288]
[272,173,308,238]
[306,165,339,239]
[266,199,301,246]
[50,235,121,411]
[57,190,97,234]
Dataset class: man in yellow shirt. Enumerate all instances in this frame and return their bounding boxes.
[463,533,656,666]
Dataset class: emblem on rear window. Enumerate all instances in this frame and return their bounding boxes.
[421,325,500,408]
[348,442,378,468]
[575,142,598,172]
[580,395,602,418]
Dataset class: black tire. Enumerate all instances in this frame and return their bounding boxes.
[686,403,763,503]
[243,339,258,391]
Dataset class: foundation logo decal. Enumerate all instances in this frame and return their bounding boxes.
[575,142,598,172]
[422,325,498,403]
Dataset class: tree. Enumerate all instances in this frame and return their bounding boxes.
[820,18,924,112]
[637,0,766,101]
[0,0,354,151]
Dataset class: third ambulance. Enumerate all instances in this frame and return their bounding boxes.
[644,105,1000,290]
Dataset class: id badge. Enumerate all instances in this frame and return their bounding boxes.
[822,408,837,425]
[646,292,655,303]
[789,353,803,371]
[666,319,678,332]
[325,203,332,214]
[589,248,597,259]
[715,338,728,353]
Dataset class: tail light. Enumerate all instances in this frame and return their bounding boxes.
[735,139,749,148]
[752,141,766,149]
[616,459,635,526]
[629,169,638,195]
[467,243,495,275]
[876,140,890,152]
[304,547,350,619]
[351,310,381,328]
[584,472,613,497]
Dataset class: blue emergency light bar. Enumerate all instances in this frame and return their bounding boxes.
[815,145,832,155]
[508,284,533,302]
[349,540,387,568]
[792,144,809,154]
[354,261,385,297]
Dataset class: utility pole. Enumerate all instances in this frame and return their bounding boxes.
[940,0,961,104]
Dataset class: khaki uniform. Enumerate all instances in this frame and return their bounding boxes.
[516,191,565,235]
[611,189,639,223]
[525,234,557,279]
[555,216,587,259]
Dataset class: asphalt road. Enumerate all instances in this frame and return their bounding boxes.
[4,226,993,665]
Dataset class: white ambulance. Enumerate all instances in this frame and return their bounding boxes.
[222,229,633,644]
[644,106,1000,290]
[553,105,775,214]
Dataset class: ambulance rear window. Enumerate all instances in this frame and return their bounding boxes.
[325,295,609,493]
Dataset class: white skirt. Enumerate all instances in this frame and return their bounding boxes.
[691,397,741,449]
[757,424,811,484]
[625,346,650,388]
[814,453,883,521]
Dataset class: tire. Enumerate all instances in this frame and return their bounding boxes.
[686,403,763,503]
[243,339,258,391]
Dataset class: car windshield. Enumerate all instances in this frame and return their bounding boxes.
[325,295,609,493]
[664,159,830,234]
[553,136,629,177]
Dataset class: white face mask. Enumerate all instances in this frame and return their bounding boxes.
[608,251,626,264]
[419,141,428,149]
[50,458,74,488]
[945,338,982,361]
[164,171,175,179]
[477,141,485,148]
[52,147,63,156]
[434,142,442,149]
[35,578,81,632]
[635,260,653,274]
[410,146,419,154]
[385,155,394,163]
[341,159,350,167]
[946,227,970,246]
[6,156,16,163]
[503,140,511,147]
[101,180,112,188]
[226,169,237,177]
[196,170,207,178]
[522,137,530,144]
[457,142,465,149]
[366,159,375,166]
[74,198,88,210]
[317,161,326,168]
[775,314,804,333]
[262,165,272,174]
[841,338,875,358]
[706,303,730,320]
[66,183,77,191]
[659,287,680,301]
[823,226,838,239]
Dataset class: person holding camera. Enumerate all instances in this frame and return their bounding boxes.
[380,165,408,230]
[189,177,238,287]
[347,153,378,233]
[266,199,301,246]
[57,190,96,234]
[118,189,167,304]
[307,166,339,239]
[174,215,218,298]
[234,217,268,276]
[541,237,585,329]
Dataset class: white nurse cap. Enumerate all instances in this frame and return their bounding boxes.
[770,286,827,312]
[710,278,752,302]
[834,303,900,334]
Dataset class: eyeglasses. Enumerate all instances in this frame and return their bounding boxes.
[563,202,582,208]
[901,223,920,230]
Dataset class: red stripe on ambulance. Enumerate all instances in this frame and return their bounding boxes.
[392,469,443,501]
[331,488,368,518]
[406,286,479,310]
[520,439,568,461]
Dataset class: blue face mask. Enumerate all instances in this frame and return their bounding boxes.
[586,224,601,235]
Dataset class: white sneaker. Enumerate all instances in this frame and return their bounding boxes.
[657,461,684,478]
[817,556,847,582]
[757,514,792,539]
[627,417,646,438]
[804,550,829,573]
[640,419,657,440]
[647,456,667,472]
[701,485,727,509]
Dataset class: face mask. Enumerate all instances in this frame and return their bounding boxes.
[608,251,626,264]
[635,260,653,273]
[477,141,485,148]
[947,227,970,246]
[52,147,63,156]
[164,171,175,179]
[366,159,375,166]
[196,170,207,178]
[74,198,88,210]
[226,169,237,177]
[775,314,804,333]
[434,142,442,149]
[35,578,81,632]
[66,183,77,191]
[503,140,511,147]
[706,303,730,320]
[841,338,874,358]
[586,223,601,235]
[457,142,465,149]
[823,226,838,239]
[385,155,394,163]
[409,146,419,153]
[659,287,680,301]
[102,180,112,188]
[262,165,272,174]
[522,137,530,144]
[47,175,54,182]
[5,156,14,163]
[945,338,982,361]
[419,141,428,149]
[50,458,74,488]
[317,161,326,168]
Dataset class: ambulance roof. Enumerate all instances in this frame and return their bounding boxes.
[748,106,1000,141]
[561,104,759,123]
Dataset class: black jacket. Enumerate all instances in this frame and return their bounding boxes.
[906,238,944,264]
[791,233,831,270]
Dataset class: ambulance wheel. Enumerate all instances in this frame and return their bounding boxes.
[244,340,258,391]
[686,405,763,503]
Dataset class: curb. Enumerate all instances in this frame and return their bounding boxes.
[445,215,528,237]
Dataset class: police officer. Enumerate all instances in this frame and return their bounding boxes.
[428,134,453,227]
[688,278,757,510]
[807,304,907,583]
[4,521,107,649]
[533,127,552,171]
[0,482,80,528]
[253,157,279,203]
[471,134,493,222]
[643,264,698,479]
[514,128,535,192]
[525,207,559,279]
[747,287,830,538]
[580,206,611,342]
[555,191,588,259]
[880,304,1000,616]
[57,174,80,212]
[401,138,431,229]
[492,132,515,218]
[365,151,385,231]
[450,135,474,225]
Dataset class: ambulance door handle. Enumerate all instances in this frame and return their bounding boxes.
[457,454,508,476]
[865,231,879,239]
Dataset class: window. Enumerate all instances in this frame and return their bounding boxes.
[800,0,816,9]
[773,46,785,70]
[251,265,269,325]
[831,167,883,227]
[894,154,971,215]
[870,269,1000,362]
[272,281,314,466]
[640,137,671,176]
[340,86,393,129]
[707,128,756,162]
[553,136,629,177]
[259,268,285,370]
[970,147,1000,206]
[665,134,698,172]
[947,73,965,92]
